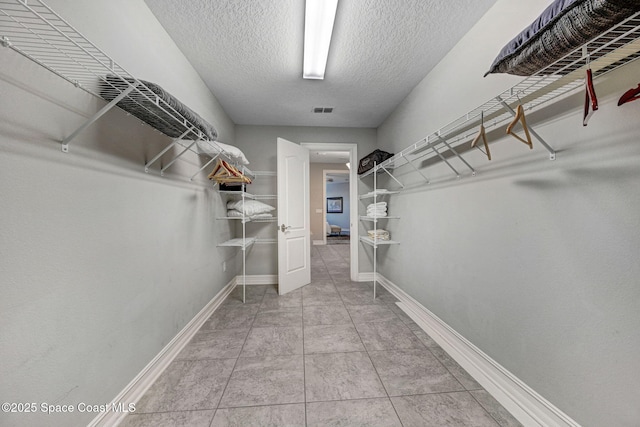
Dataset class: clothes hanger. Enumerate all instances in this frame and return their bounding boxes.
[506,97,533,149]
[583,59,598,126]
[208,159,251,184]
[617,83,640,106]
[471,110,491,160]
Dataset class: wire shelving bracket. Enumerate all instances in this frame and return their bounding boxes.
[0,0,254,180]
[359,12,640,183]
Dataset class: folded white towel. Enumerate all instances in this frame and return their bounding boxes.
[367,205,387,211]
[367,212,387,218]
[367,202,387,209]
[368,229,390,240]
[367,207,387,211]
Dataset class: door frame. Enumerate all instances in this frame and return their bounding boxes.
[302,142,358,282]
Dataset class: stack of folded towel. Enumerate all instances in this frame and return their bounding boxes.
[366,202,387,218]
[367,229,390,241]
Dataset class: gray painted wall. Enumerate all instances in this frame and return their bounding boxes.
[0,1,236,426]
[234,125,377,275]
[376,0,640,426]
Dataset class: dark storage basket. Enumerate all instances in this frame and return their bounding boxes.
[357,149,394,175]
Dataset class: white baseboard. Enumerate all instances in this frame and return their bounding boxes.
[88,278,236,427]
[234,274,278,285]
[376,274,581,427]
[313,240,325,246]
[357,272,375,282]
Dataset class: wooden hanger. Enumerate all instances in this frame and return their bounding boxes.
[208,159,251,184]
[617,83,640,106]
[583,67,598,126]
[506,104,533,149]
[470,111,491,160]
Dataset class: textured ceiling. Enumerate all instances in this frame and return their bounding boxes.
[144,0,498,128]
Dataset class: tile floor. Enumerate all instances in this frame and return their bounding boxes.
[121,244,522,427]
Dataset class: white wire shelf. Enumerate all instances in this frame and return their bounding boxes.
[252,171,277,177]
[359,236,400,247]
[0,0,254,179]
[359,190,401,200]
[255,238,277,245]
[359,12,640,180]
[217,237,257,249]
[218,191,277,200]
[217,216,250,223]
[250,217,278,223]
[217,216,277,223]
[360,216,400,222]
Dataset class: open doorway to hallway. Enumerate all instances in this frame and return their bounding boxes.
[304,143,358,282]
[325,171,350,245]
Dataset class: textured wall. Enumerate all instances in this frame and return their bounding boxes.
[0,1,235,426]
[377,0,640,426]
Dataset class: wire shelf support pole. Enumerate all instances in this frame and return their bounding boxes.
[160,141,196,176]
[190,153,220,181]
[430,138,460,179]
[435,133,476,176]
[380,166,404,189]
[403,154,430,184]
[497,97,556,160]
[61,85,134,152]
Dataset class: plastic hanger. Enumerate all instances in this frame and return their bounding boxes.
[471,111,491,160]
[617,83,640,106]
[506,104,533,149]
[583,67,598,126]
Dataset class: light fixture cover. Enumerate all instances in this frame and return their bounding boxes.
[303,0,338,79]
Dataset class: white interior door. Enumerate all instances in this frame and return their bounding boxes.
[277,137,311,295]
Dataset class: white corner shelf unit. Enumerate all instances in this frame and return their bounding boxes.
[359,164,400,299]
[0,0,253,182]
[217,172,277,303]
[359,11,640,187]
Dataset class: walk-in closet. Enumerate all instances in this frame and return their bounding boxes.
[1,0,639,426]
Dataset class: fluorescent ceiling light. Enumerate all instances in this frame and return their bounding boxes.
[303,0,338,80]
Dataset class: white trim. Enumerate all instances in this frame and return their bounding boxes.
[313,240,325,246]
[88,278,236,427]
[301,142,358,282]
[376,274,581,427]
[234,274,278,285]
[357,272,375,282]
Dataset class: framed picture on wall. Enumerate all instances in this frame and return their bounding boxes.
[327,197,343,214]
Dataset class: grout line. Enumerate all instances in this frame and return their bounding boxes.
[301,288,308,427]
[466,389,509,427]
[213,291,262,412]
[342,281,405,426]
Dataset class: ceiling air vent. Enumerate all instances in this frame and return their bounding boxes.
[313,107,334,113]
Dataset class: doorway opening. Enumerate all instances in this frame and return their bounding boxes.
[325,171,350,245]
[303,143,358,282]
